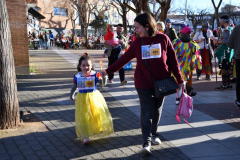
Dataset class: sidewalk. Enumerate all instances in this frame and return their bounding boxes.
[1,48,190,160]
[53,48,240,159]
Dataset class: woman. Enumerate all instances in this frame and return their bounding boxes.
[102,13,184,154]
[39,33,44,50]
[156,21,165,33]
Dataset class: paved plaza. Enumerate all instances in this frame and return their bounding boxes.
[1,47,240,160]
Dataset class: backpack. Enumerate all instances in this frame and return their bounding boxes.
[176,90,193,124]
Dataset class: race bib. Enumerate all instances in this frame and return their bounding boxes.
[77,77,95,90]
[142,44,161,59]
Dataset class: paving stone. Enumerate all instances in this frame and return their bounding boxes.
[15,138,27,145]
[21,148,35,156]
[39,140,52,146]
[0,154,11,160]
[53,156,68,160]
[48,150,62,157]
[11,154,26,160]
[28,140,40,146]
[40,155,54,160]
[44,145,56,151]
[62,150,76,158]
[31,144,45,151]
[26,154,40,160]
[4,143,17,150]
[7,148,21,156]
[35,149,49,156]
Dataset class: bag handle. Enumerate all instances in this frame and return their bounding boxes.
[141,38,156,83]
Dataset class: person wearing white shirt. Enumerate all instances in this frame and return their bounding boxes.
[193,22,216,80]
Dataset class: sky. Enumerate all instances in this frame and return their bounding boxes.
[172,0,240,13]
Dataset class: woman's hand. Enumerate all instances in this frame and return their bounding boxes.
[71,99,75,102]
[101,70,108,77]
[178,83,185,91]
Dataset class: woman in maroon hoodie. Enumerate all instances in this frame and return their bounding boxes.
[102,12,184,155]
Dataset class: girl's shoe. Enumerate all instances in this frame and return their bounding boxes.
[83,139,91,144]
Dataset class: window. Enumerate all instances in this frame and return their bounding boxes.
[54,7,67,17]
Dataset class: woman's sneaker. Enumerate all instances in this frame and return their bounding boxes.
[121,80,127,86]
[83,139,91,144]
[215,85,228,90]
[151,134,161,145]
[140,144,151,155]
[235,100,240,109]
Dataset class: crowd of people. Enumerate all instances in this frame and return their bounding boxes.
[69,12,240,156]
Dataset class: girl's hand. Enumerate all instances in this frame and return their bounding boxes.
[71,99,75,102]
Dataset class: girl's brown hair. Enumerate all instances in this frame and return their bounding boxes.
[134,12,157,37]
[77,53,94,72]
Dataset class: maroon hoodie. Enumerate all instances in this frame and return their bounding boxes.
[106,33,184,89]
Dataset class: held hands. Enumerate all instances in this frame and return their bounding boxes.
[101,70,107,78]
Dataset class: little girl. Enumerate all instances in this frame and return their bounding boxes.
[70,53,114,144]
[103,24,121,56]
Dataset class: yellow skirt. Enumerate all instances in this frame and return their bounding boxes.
[75,90,114,141]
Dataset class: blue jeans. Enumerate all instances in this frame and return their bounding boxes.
[39,39,43,48]
[136,88,164,147]
[44,41,49,49]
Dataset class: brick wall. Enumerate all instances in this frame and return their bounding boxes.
[6,0,29,75]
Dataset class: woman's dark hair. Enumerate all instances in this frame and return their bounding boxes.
[134,12,157,37]
[77,53,94,72]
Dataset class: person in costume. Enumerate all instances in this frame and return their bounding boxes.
[214,15,234,90]
[193,22,215,80]
[70,53,114,144]
[227,23,240,108]
[172,25,201,104]
[103,24,121,56]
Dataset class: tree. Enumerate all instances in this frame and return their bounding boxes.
[122,0,151,14]
[71,0,109,46]
[187,9,210,32]
[110,0,130,35]
[155,0,172,22]
[211,0,223,27]
[51,0,79,40]
[0,0,20,129]
[89,15,108,35]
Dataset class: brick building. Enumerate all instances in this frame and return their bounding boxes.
[6,0,29,75]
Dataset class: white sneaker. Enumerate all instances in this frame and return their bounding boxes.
[121,80,127,86]
[151,135,161,145]
[140,144,151,155]
[108,79,113,83]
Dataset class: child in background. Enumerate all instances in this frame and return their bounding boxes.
[103,24,121,57]
[70,53,114,144]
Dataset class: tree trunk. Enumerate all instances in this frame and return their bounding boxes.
[0,0,19,129]
[141,0,151,13]
[84,26,88,47]
[215,9,220,27]
[122,9,127,35]
[159,8,168,22]
[81,23,85,36]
